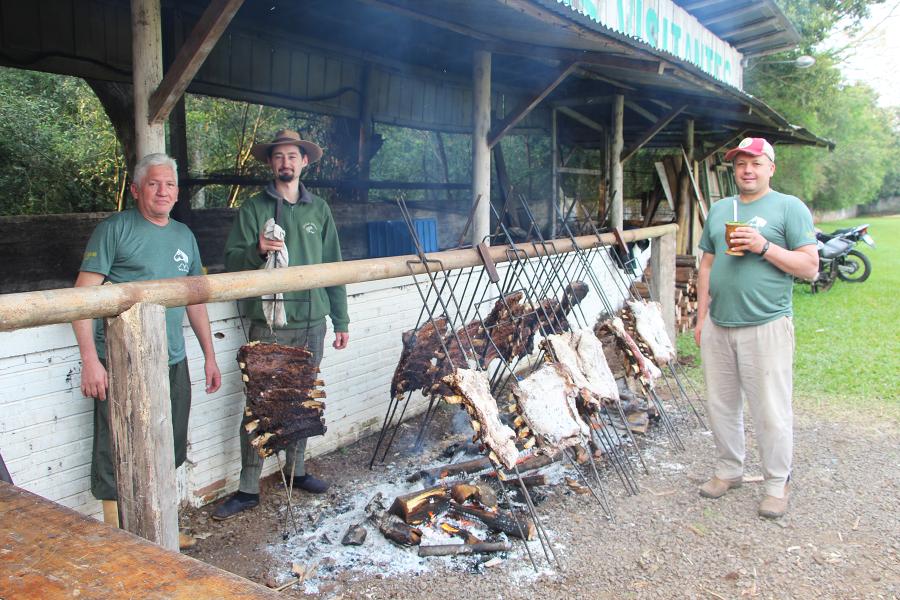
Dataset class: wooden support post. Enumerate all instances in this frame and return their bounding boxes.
[472,49,491,245]
[131,0,166,157]
[676,119,694,253]
[550,107,559,238]
[165,9,192,227]
[650,229,677,343]
[105,302,178,551]
[357,63,375,204]
[148,0,245,125]
[610,93,625,229]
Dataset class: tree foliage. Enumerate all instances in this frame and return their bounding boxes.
[742,0,898,210]
[0,67,124,216]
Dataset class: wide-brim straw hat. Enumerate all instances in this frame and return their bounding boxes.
[250,129,323,164]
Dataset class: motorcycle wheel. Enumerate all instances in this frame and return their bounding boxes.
[836,249,871,283]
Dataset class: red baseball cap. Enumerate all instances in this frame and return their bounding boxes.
[724,137,775,162]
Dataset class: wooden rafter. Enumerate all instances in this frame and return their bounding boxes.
[488,62,577,148]
[701,129,749,162]
[622,104,687,162]
[556,106,605,133]
[148,0,245,125]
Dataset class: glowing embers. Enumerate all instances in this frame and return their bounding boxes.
[237,341,326,458]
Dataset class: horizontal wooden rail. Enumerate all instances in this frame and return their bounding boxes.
[0,224,676,332]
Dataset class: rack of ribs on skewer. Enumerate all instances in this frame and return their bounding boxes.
[441,369,520,470]
[621,300,676,365]
[511,363,590,452]
[595,317,662,387]
[571,329,620,405]
[390,316,450,399]
[534,281,590,334]
[541,333,594,406]
[237,341,326,458]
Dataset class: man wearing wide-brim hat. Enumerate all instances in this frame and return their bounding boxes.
[216,129,349,520]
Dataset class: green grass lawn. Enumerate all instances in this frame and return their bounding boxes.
[677,214,899,420]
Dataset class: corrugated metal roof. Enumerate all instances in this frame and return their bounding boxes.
[674,0,801,57]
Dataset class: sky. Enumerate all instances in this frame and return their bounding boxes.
[822,1,900,107]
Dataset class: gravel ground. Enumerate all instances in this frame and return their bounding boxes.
[183,403,900,599]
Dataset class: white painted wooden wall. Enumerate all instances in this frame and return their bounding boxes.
[0,249,640,520]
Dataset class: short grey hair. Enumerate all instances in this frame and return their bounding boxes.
[133,153,178,187]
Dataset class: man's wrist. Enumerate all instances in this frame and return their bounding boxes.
[759,240,771,256]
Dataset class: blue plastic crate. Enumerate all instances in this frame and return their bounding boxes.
[367,218,437,258]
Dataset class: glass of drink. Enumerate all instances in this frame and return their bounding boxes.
[725,222,746,256]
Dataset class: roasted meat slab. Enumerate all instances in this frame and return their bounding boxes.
[512,364,589,451]
[624,300,676,365]
[441,368,520,470]
[237,341,326,458]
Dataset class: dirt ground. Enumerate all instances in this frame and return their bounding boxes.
[182,401,900,599]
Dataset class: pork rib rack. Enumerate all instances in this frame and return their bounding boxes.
[622,300,676,365]
[595,317,662,387]
[237,341,326,458]
[441,368,520,470]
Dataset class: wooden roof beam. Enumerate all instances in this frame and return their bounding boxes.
[148,0,245,125]
[625,100,659,123]
[701,129,749,161]
[488,61,577,148]
[557,106,605,133]
[621,104,687,162]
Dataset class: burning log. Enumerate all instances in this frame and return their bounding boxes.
[378,514,422,546]
[449,482,499,509]
[439,522,481,544]
[389,485,451,525]
[418,541,512,557]
[407,456,492,484]
[441,369,520,470]
[450,503,536,540]
[237,342,326,458]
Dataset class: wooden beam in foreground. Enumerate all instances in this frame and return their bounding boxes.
[148,0,245,124]
[0,481,283,599]
[488,62,577,148]
[0,225,678,332]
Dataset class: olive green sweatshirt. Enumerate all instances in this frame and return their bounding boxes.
[224,182,349,331]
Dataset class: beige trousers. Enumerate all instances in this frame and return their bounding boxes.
[700,315,794,498]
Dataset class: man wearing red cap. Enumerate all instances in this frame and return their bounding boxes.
[694,137,819,518]
[215,129,349,520]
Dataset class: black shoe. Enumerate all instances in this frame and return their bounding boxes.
[292,474,329,494]
[211,492,259,520]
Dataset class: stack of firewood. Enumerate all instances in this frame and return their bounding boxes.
[635,254,698,334]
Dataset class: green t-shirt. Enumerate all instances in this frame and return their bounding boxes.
[80,208,203,364]
[698,190,816,327]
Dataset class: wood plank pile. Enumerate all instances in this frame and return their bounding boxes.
[636,254,699,334]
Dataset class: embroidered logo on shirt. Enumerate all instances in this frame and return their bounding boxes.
[174,249,190,272]
[746,216,768,231]
[303,222,318,235]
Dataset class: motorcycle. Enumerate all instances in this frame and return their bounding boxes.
[810,224,875,293]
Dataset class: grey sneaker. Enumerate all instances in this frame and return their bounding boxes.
[699,476,743,499]
[758,484,790,519]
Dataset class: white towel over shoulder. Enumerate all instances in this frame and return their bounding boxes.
[261,217,289,330]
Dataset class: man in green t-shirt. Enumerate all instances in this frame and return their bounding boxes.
[214,129,349,520]
[695,137,818,519]
[72,153,222,547]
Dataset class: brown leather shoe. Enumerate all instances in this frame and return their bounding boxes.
[699,476,743,499]
[758,484,790,519]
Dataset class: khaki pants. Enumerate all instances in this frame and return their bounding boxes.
[238,322,326,494]
[700,315,794,498]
